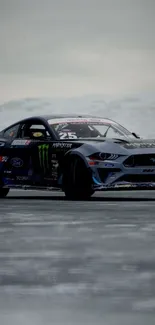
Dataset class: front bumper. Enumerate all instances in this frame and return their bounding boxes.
[92,178,155,191]
[90,158,155,191]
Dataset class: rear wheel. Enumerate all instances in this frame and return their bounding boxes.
[63,156,94,200]
[0,188,10,198]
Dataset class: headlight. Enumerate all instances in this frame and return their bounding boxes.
[99,153,119,160]
[88,152,119,161]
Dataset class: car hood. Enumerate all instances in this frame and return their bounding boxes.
[71,137,155,155]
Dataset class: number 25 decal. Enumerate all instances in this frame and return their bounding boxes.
[59,132,77,139]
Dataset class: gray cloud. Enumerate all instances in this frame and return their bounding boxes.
[0,0,155,101]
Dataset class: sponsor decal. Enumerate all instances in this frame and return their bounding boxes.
[0,156,8,163]
[48,117,114,125]
[124,142,155,149]
[51,159,59,180]
[51,160,59,169]
[114,184,132,188]
[59,131,77,139]
[16,176,29,181]
[4,170,12,174]
[52,142,72,149]
[11,139,31,146]
[10,157,23,168]
[0,142,5,147]
[38,144,49,173]
[143,169,155,172]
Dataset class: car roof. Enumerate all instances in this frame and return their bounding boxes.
[8,114,115,125]
[0,114,116,133]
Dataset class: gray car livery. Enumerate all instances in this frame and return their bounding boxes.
[0,114,155,199]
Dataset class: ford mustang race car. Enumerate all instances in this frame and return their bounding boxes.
[0,114,155,199]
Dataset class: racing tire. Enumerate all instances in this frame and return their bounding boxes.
[63,156,94,200]
[0,188,10,198]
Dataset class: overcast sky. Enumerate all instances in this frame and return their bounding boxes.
[0,0,155,103]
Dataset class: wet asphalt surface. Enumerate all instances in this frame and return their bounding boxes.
[0,190,155,324]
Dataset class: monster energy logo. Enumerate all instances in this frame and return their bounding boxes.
[38,144,49,173]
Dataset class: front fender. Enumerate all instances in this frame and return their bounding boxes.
[64,150,90,168]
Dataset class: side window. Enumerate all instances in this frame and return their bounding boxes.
[3,124,20,139]
[106,127,122,138]
[20,123,50,139]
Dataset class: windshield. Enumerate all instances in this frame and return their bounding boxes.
[48,117,135,140]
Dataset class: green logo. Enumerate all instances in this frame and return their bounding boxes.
[38,144,49,173]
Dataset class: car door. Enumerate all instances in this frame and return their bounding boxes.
[13,119,55,186]
[2,119,55,187]
[21,121,73,187]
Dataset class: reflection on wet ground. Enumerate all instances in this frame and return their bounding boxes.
[0,190,155,324]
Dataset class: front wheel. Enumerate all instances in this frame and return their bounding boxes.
[63,156,94,200]
[0,188,10,198]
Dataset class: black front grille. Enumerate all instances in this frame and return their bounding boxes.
[119,174,155,183]
[124,155,155,167]
[98,168,121,182]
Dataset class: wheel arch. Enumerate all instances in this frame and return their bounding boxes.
[63,149,90,169]
[61,149,93,188]
[62,149,94,199]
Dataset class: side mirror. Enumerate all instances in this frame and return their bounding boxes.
[132,132,141,139]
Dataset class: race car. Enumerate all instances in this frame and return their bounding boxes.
[0,113,155,199]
